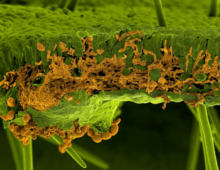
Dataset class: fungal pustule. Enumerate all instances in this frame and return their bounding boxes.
[87,129,95,137]
[8,123,15,132]
[7,110,16,120]
[22,137,30,146]
[92,135,102,143]
[112,118,121,125]
[7,97,16,107]
[110,125,119,136]
[23,114,32,123]
[101,131,112,140]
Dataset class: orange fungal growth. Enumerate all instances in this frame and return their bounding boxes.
[31,134,37,140]
[53,44,57,51]
[112,118,121,125]
[23,114,31,123]
[75,99,80,104]
[0,70,18,90]
[7,97,16,107]
[87,129,95,137]
[37,42,45,51]
[24,124,30,130]
[110,125,119,136]
[96,49,104,55]
[101,131,112,140]
[20,128,27,136]
[22,137,30,146]
[67,48,75,56]
[64,94,73,102]
[0,115,8,121]
[92,135,102,143]
[76,126,81,133]
[93,132,100,136]
[59,144,66,154]
[8,123,15,132]
[154,93,171,110]
[73,131,84,138]
[59,42,68,53]
[60,132,66,138]
[66,142,72,148]
[35,60,43,66]
[14,125,20,135]
[82,125,90,133]
[18,135,25,141]
[7,110,16,120]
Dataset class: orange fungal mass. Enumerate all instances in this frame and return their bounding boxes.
[23,114,32,123]
[7,110,16,120]
[7,97,16,107]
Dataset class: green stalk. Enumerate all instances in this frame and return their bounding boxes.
[186,103,210,169]
[23,137,33,170]
[153,0,167,26]
[207,107,220,137]
[186,104,198,120]
[200,122,211,170]
[58,0,68,8]
[214,135,220,154]
[208,0,219,17]
[196,103,219,170]
[207,107,220,153]
[5,128,23,170]
[40,136,109,169]
[69,143,109,169]
[51,135,87,169]
[67,0,79,12]
[187,104,220,153]
[186,118,201,170]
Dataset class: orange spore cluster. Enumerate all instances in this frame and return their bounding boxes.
[8,114,120,153]
[0,97,16,121]
[3,96,120,153]
[0,70,18,90]
[87,118,121,143]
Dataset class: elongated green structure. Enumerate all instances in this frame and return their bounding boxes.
[5,128,23,170]
[67,0,79,12]
[51,135,87,168]
[2,0,220,169]
[153,0,167,26]
[23,137,33,170]
[58,0,68,8]
[209,0,219,17]
[39,135,110,169]
[186,118,200,170]
[197,104,219,170]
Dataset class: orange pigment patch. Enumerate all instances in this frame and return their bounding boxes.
[154,93,171,110]
[53,44,57,51]
[37,42,45,51]
[96,49,104,55]
[75,99,80,104]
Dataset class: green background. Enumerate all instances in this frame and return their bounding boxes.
[1,101,220,170]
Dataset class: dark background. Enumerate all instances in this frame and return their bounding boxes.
[1,101,220,170]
